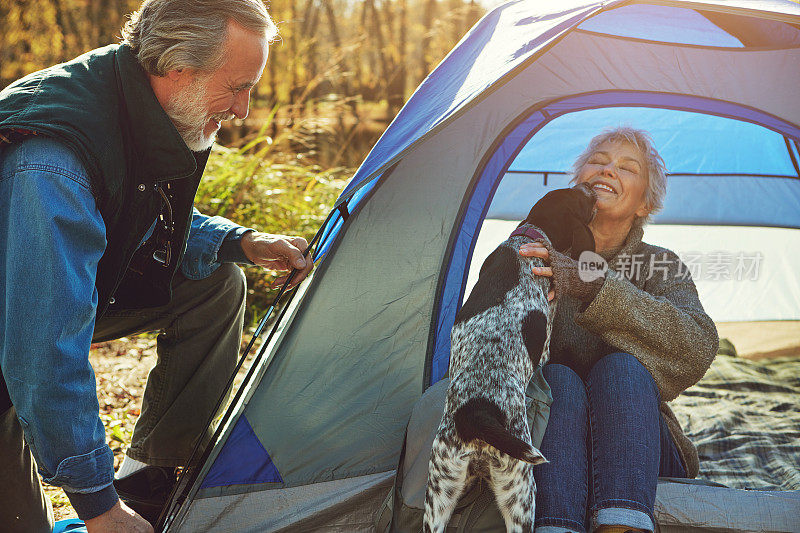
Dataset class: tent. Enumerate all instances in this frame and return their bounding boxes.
[159,0,800,530]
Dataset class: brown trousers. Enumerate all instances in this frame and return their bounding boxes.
[0,263,246,531]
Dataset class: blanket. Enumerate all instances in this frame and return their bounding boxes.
[669,350,800,491]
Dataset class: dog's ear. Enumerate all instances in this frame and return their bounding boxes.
[569,225,596,259]
[568,183,598,225]
[520,186,597,254]
[567,184,597,258]
[519,190,576,252]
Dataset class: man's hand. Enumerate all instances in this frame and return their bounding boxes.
[240,231,314,289]
[84,500,153,533]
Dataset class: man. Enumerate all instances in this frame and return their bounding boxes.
[0,1,313,531]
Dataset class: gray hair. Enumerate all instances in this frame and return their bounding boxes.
[570,126,667,226]
[121,0,278,76]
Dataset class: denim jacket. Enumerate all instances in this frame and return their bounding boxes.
[0,136,250,518]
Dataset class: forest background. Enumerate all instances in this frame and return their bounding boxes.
[1,0,487,520]
[1,0,487,318]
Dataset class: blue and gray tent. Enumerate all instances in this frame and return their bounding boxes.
[161,1,800,530]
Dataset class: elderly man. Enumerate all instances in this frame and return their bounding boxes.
[0,1,312,531]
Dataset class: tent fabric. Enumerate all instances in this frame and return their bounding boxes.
[200,415,282,489]
[578,4,746,46]
[339,0,800,203]
[52,520,87,533]
[578,3,800,48]
[176,471,394,532]
[166,1,800,530]
[221,131,462,488]
[173,474,800,533]
[506,107,800,178]
[315,174,382,262]
[653,480,800,533]
[490,174,800,225]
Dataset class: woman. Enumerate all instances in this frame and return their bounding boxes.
[519,127,718,533]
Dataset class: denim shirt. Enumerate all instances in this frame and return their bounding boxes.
[0,137,250,517]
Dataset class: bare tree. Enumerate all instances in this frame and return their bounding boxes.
[420,0,438,80]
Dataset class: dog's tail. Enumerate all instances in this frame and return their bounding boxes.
[453,398,547,464]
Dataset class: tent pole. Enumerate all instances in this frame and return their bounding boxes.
[157,208,338,531]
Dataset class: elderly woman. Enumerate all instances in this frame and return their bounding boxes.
[519,127,718,533]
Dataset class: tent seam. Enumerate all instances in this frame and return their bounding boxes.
[573,28,800,52]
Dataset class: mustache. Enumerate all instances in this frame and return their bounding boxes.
[210,112,235,122]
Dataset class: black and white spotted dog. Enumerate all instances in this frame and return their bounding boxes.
[423,185,596,533]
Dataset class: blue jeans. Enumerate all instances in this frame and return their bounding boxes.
[533,353,688,533]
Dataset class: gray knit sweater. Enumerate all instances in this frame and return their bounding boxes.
[549,224,719,478]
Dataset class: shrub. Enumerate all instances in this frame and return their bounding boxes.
[196,137,351,324]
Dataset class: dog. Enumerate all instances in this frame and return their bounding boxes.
[518,183,597,259]
[423,185,596,533]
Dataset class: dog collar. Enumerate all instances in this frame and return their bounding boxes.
[510,226,545,242]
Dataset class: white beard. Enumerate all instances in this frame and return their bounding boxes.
[164,76,231,152]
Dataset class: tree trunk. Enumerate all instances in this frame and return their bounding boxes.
[419,0,437,82]
[289,0,300,107]
[448,0,461,44]
[306,1,320,87]
[367,0,387,94]
[387,0,407,113]
[322,0,351,107]
[464,0,480,34]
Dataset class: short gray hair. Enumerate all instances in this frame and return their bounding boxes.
[570,126,667,225]
[121,0,278,76]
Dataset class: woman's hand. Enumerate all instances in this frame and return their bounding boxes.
[519,241,556,302]
[520,240,605,303]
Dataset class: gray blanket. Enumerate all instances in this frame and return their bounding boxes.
[669,351,800,491]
